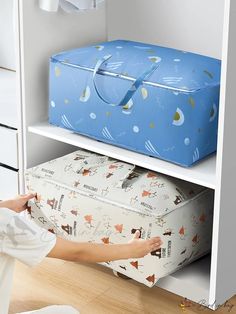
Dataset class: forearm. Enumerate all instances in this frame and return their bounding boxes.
[75,242,132,263]
[48,237,132,263]
[0,200,11,208]
[48,233,161,263]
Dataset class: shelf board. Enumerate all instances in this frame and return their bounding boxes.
[28,121,216,189]
[156,254,211,304]
[0,68,18,129]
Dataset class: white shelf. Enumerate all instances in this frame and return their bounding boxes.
[157,255,210,304]
[0,68,18,128]
[28,121,216,189]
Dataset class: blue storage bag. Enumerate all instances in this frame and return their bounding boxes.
[49,40,221,167]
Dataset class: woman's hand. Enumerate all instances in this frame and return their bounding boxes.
[0,193,36,213]
[128,230,163,258]
[48,231,163,263]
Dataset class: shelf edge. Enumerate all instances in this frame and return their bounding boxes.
[28,122,216,189]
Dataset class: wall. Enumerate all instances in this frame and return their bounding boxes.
[19,0,107,169]
[107,0,224,59]
[0,0,16,69]
[20,0,225,170]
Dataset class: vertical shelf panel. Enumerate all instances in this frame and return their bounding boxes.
[209,0,236,308]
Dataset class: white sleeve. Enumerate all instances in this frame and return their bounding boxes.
[2,213,56,267]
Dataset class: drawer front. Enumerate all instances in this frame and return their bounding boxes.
[0,166,18,200]
[0,69,18,128]
[0,126,18,168]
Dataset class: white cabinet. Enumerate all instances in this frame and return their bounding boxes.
[0,166,18,200]
[0,126,18,169]
[0,0,20,199]
[15,0,236,310]
[0,68,18,128]
[0,0,16,70]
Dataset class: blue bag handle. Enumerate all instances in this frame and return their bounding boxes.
[93,54,159,107]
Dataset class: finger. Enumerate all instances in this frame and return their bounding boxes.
[133,230,140,239]
[35,193,40,201]
[23,193,37,200]
[151,240,162,247]
[149,237,162,244]
[149,240,162,249]
[150,243,162,251]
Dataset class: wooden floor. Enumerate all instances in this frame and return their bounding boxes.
[10,259,236,314]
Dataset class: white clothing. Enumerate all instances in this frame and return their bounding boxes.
[0,208,57,314]
[17,305,79,314]
[39,0,103,13]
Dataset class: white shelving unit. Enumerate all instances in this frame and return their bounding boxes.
[16,0,236,310]
[0,0,21,200]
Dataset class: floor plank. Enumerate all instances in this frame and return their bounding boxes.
[9,259,236,314]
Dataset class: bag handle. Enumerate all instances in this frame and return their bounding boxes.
[93,54,159,107]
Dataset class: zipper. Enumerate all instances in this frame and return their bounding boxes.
[59,60,219,94]
[41,176,212,219]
